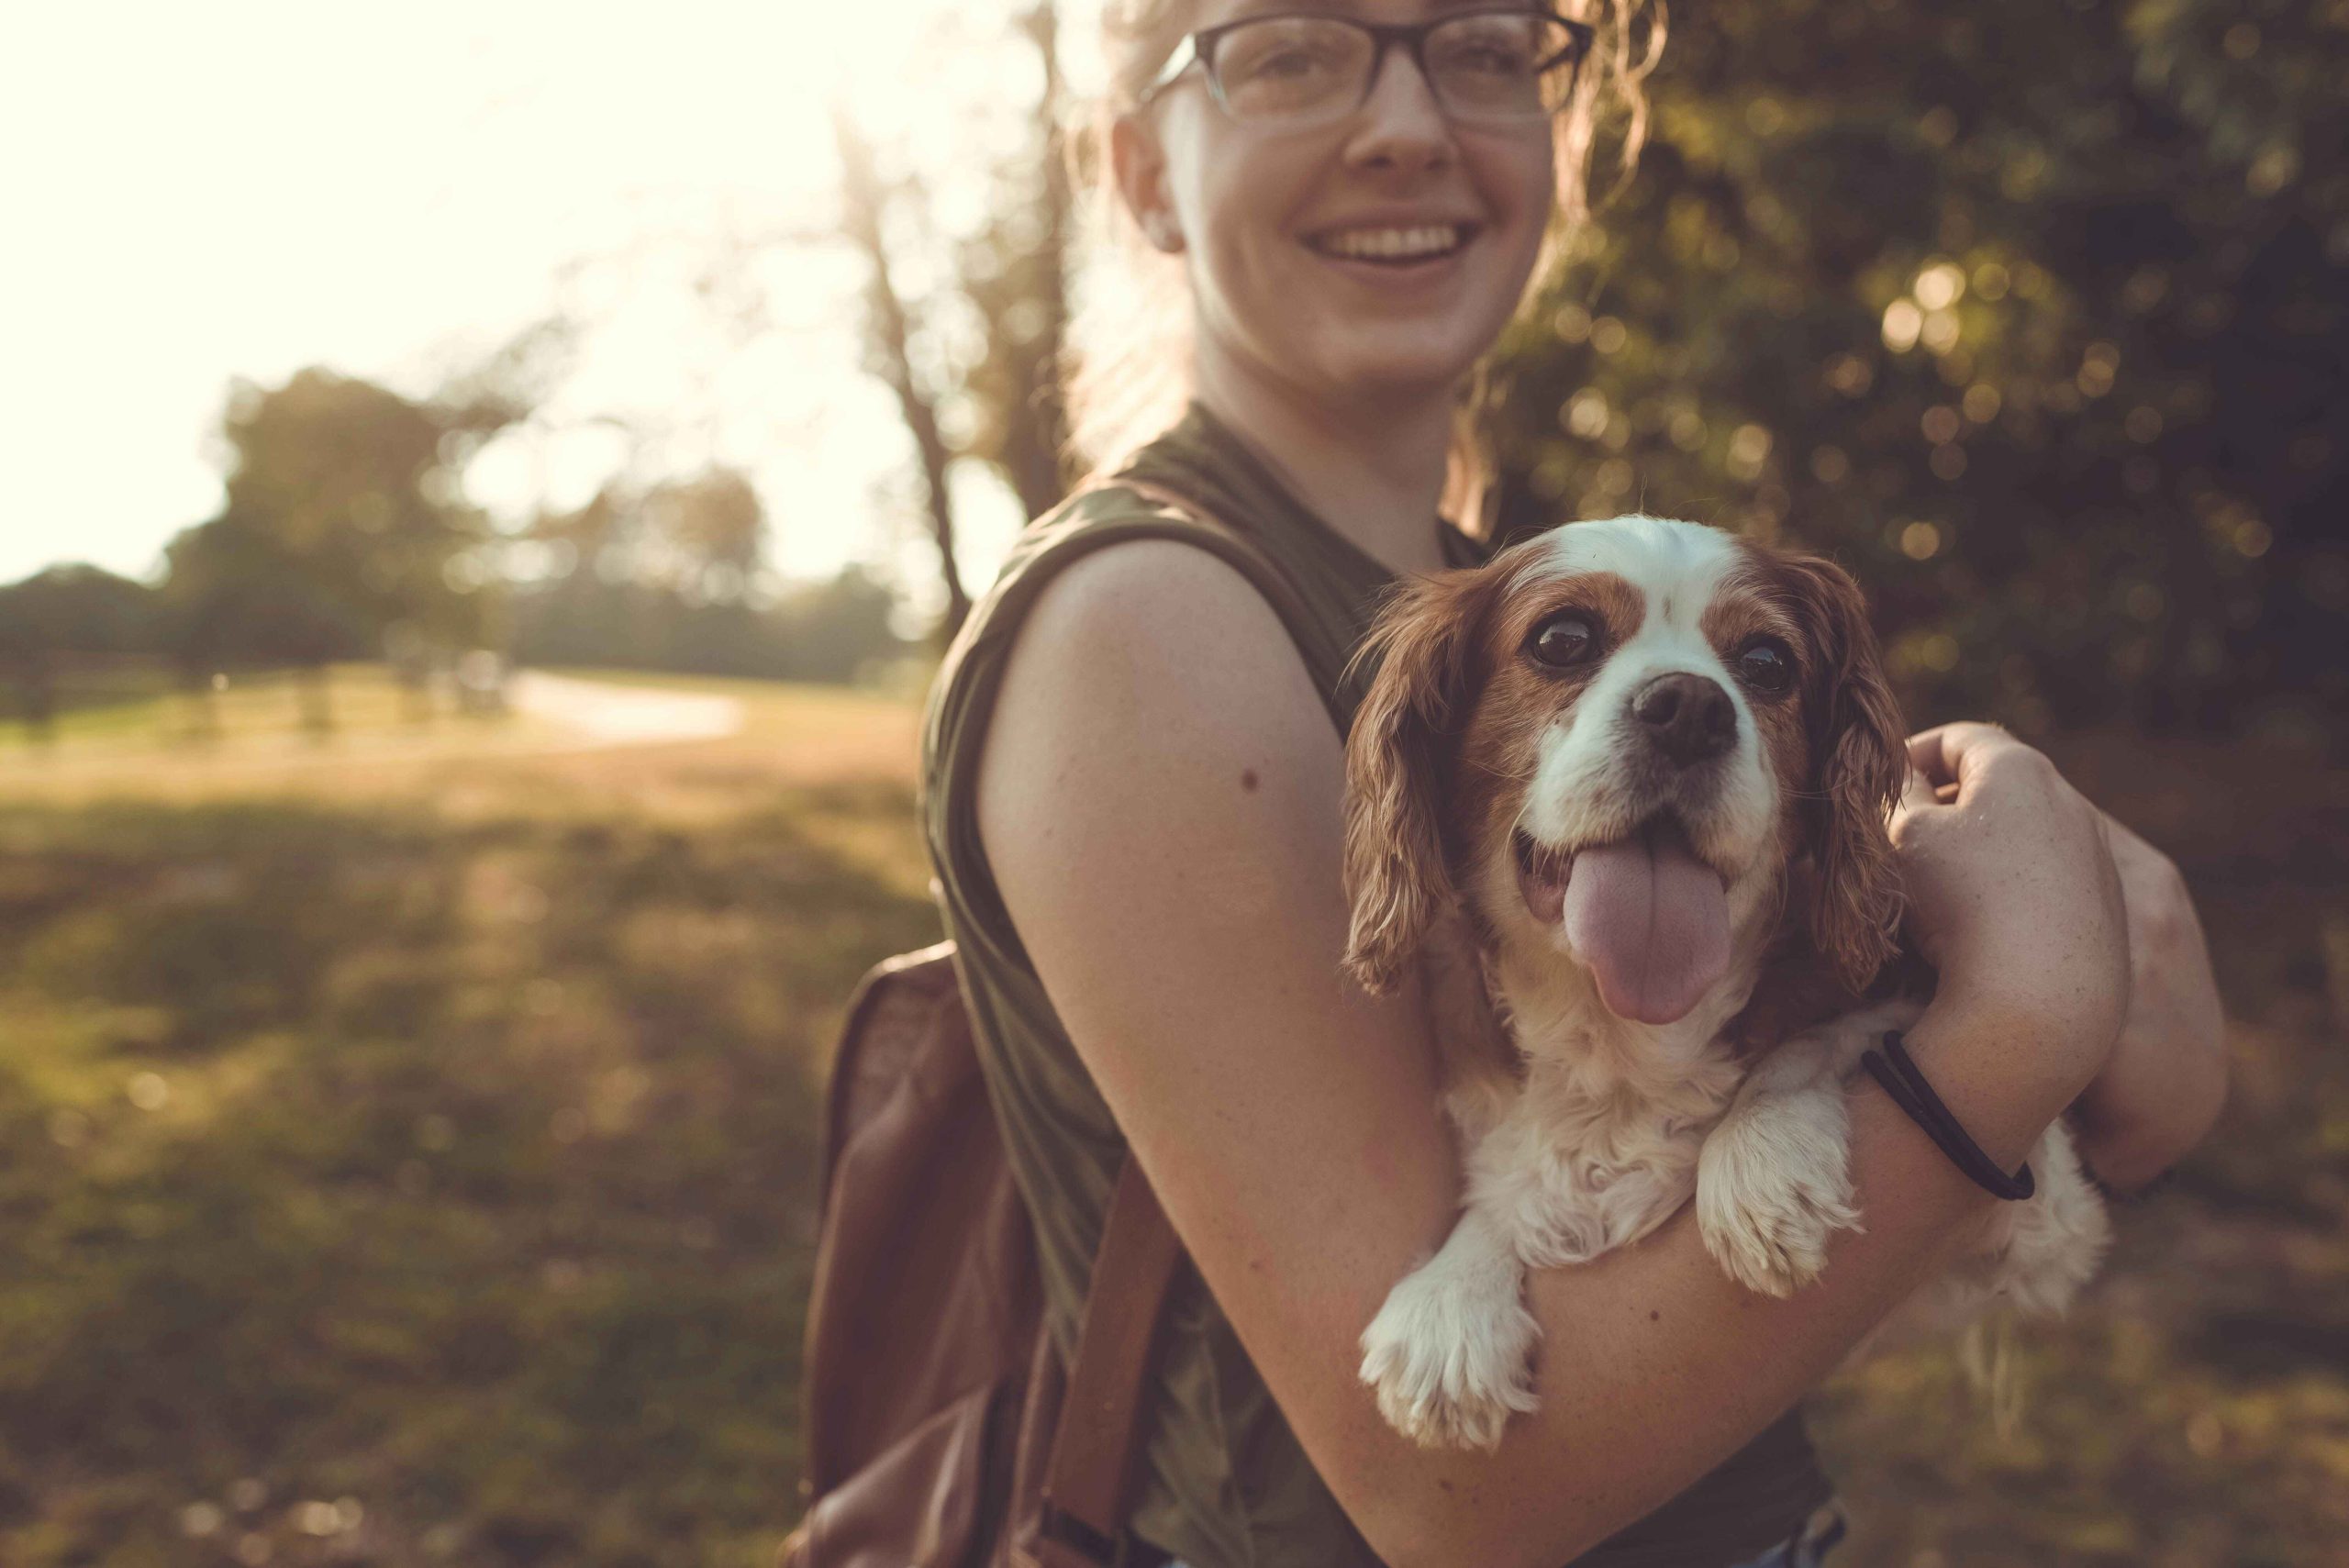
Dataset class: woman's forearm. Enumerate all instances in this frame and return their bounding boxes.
[1348,998,2053,1568]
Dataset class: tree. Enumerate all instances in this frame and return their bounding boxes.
[0,565,157,740]
[833,2,1075,641]
[1482,0,2344,740]
[505,465,910,682]
[157,367,526,719]
[772,566,908,684]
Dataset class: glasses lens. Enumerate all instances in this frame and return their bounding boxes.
[1211,17,1375,121]
[1426,13,1582,119]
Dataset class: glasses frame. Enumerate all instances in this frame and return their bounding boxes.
[1140,8,1597,127]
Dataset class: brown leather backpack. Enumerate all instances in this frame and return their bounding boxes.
[783,941,1185,1568]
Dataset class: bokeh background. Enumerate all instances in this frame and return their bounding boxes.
[2,0,2343,1564]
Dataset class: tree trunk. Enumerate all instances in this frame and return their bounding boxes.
[834,111,974,643]
[1003,1,1074,521]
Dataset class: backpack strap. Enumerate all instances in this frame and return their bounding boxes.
[1028,1159,1185,1568]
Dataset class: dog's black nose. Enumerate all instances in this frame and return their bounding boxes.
[1631,673,1736,767]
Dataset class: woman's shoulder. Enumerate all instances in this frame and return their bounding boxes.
[960,479,1319,685]
[995,528,1330,744]
[926,487,1332,799]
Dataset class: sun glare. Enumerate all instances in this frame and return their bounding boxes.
[3,0,1073,599]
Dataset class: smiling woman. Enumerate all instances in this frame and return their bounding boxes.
[906,0,2221,1563]
[1063,0,1650,493]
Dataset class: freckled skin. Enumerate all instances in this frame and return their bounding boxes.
[1241,768,1260,792]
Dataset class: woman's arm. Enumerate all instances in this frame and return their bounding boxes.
[978,548,2132,1568]
[1901,726,2228,1191]
[2068,809,2228,1189]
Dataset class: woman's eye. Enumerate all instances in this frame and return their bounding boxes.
[1251,49,1316,79]
[1736,638,1795,694]
[1528,613,1598,669]
[1435,38,1532,78]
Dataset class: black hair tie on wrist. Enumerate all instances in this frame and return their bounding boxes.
[1861,1030,2036,1201]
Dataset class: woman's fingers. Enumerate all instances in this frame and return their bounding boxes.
[1896,759,1939,814]
[1890,721,2132,1095]
[1904,720,2020,799]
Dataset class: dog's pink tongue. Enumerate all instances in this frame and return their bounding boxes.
[1564,828,1731,1025]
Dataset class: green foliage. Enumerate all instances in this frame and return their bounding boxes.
[509,566,906,685]
[509,469,907,684]
[0,567,157,660]
[1490,0,2346,738]
[159,369,518,674]
[0,566,161,736]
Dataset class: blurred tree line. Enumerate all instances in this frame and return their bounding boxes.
[508,472,901,684]
[1482,0,2345,742]
[0,365,906,738]
[835,0,2343,744]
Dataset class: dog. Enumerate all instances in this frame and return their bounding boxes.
[1342,514,2109,1451]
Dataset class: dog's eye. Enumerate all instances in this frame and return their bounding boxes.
[1735,637,1796,695]
[1527,612,1598,669]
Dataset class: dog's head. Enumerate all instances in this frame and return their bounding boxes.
[1342,515,1906,1032]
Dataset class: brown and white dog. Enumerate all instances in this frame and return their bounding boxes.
[1343,514,2108,1451]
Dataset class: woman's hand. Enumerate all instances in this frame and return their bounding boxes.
[2067,812,2229,1189]
[1892,723,2132,1106]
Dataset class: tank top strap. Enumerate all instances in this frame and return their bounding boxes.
[930,479,1362,772]
[1087,476,1359,731]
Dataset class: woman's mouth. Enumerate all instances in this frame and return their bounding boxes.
[1304,223,1474,266]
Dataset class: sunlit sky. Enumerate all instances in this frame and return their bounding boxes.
[2,0,1095,606]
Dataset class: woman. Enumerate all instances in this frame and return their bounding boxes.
[920,1,2227,1562]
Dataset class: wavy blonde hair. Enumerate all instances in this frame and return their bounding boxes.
[1063,0,1664,523]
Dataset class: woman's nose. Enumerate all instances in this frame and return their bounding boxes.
[1343,46,1456,172]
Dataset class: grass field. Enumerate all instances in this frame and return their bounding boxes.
[0,673,2343,1566]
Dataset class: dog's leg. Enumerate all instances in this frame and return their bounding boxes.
[1996,1123,2111,1315]
[1359,1197,1541,1451]
[1696,1035,1864,1296]
[1921,1120,2112,1327]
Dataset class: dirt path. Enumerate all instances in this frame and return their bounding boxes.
[0,673,752,798]
[504,673,746,748]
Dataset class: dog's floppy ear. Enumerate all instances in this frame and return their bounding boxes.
[1776,552,1908,992]
[1341,566,1496,995]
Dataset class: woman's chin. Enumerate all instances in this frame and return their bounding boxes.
[1306,335,1492,404]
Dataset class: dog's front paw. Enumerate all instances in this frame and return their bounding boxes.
[1358,1260,1539,1451]
[1697,1085,1862,1297]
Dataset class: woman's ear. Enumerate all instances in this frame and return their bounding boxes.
[1341,569,1492,995]
[1108,114,1185,253]
[1777,553,1908,992]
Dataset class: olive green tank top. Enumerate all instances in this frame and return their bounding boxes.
[919,405,1831,1567]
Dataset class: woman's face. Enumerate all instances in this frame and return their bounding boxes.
[1122,0,1560,411]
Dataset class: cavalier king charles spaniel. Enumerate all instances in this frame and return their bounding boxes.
[1344,515,2109,1450]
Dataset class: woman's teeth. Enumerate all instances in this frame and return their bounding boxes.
[1312,225,1465,261]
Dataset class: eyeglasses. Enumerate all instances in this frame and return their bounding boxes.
[1140,9,1595,128]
